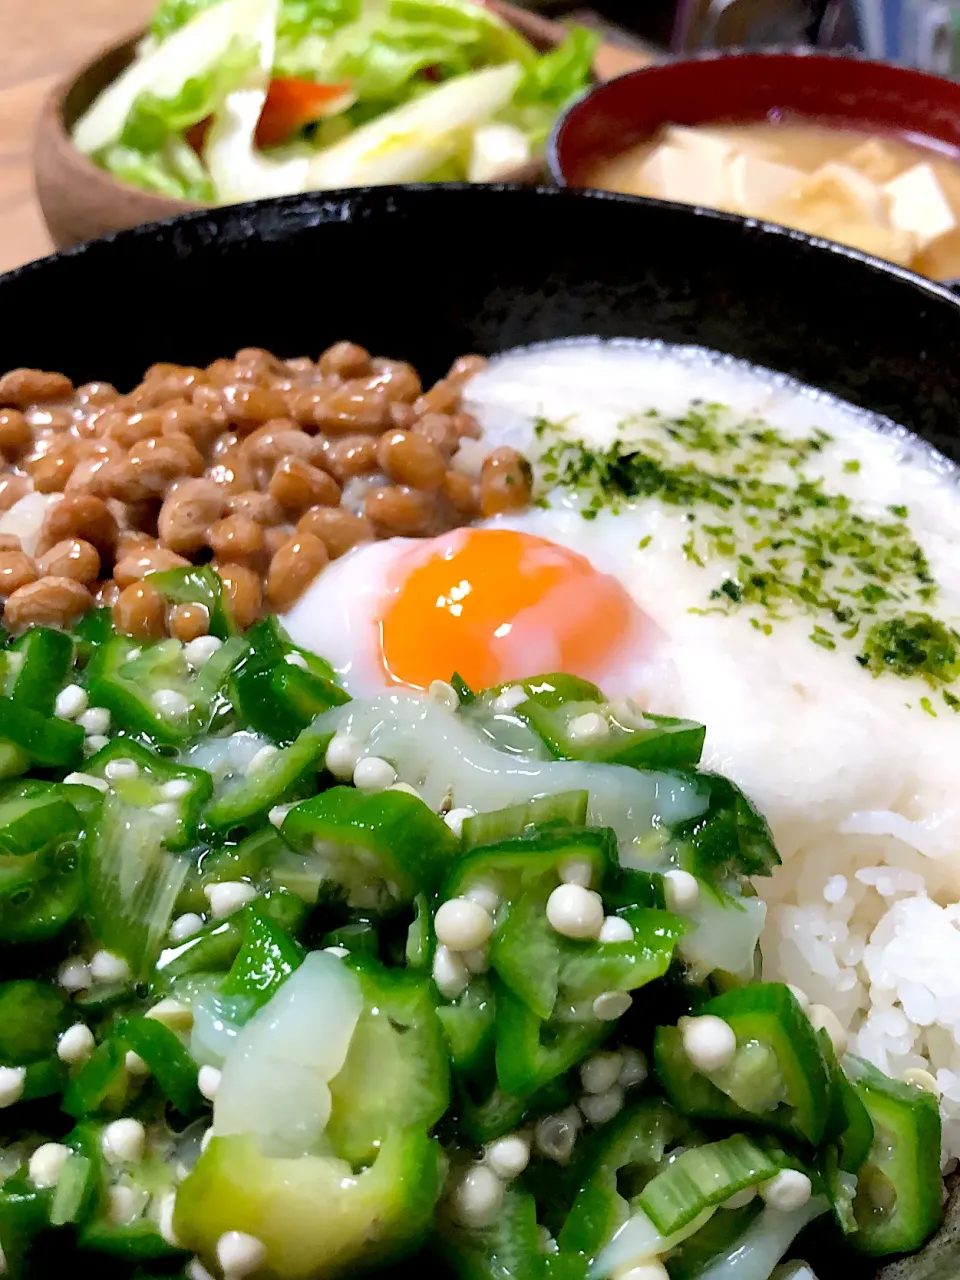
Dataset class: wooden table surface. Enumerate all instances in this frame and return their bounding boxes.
[0,0,155,275]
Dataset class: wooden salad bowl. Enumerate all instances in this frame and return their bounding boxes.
[32,1,654,251]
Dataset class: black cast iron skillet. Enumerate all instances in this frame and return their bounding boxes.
[2,184,960,460]
[2,185,960,1280]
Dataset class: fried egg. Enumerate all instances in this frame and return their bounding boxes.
[281,524,667,698]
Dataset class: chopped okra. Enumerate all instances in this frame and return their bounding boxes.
[0,595,944,1280]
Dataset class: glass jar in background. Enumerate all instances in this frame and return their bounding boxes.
[900,0,960,72]
[672,0,826,48]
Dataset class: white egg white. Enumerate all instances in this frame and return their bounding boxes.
[281,537,419,697]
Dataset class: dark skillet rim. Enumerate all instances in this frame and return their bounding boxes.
[544,44,960,187]
[5,182,960,313]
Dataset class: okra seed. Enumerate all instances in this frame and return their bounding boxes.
[599,915,634,944]
[902,1067,940,1095]
[760,1169,812,1212]
[182,635,222,668]
[386,782,420,797]
[324,946,350,958]
[57,958,92,992]
[125,1051,150,1078]
[54,683,88,720]
[618,1048,648,1089]
[78,706,111,736]
[428,679,460,712]
[160,778,193,800]
[559,858,593,888]
[663,870,700,913]
[85,735,110,753]
[201,1128,213,1152]
[607,696,646,729]
[150,802,179,820]
[537,1226,556,1254]
[198,1066,222,1101]
[125,648,142,664]
[580,1085,625,1126]
[722,1187,757,1210]
[492,685,528,713]
[546,884,604,940]
[787,984,811,1011]
[592,991,633,1021]
[566,712,609,744]
[246,744,279,776]
[107,1186,139,1225]
[63,772,108,792]
[268,803,293,827]
[214,1233,266,1280]
[451,1164,504,1228]
[217,1231,267,1279]
[435,897,494,952]
[158,1192,179,1247]
[616,1263,670,1280]
[284,652,308,670]
[444,807,476,839]
[186,1259,215,1280]
[534,1108,581,1163]
[680,1015,738,1072]
[432,944,469,1000]
[28,1143,71,1189]
[462,946,490,974]
[204,881,257,919]
[0,1067,25,1110]
[57,1023,95,1064]
[102,1118,146,1164]
[151,688,191,719]
[169,912,204,943]
[90,950,132,985]
[353,756,397,793]
[484,1134,530,1180]
[808,1004,848,1057]
[464,879,499,913]
[325,733,361,779]
[580,1052,623,1095]
[146,998,194,1032]
[104,758,140,781]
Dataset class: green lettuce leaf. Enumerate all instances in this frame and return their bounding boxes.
[277,0,362,45]
[151,0,362,51]
[151,0,226,41]
[97,137,215,202]
[92,40,257,202]
[498,25,597,150]
[276,0,535,106]
[120,43,258,148]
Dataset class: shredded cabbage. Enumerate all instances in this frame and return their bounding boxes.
[79,0,595,200]
[305,61,522,189]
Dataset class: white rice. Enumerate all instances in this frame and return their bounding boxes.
[466,339,960,1163]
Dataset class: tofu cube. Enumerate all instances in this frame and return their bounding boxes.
[638,142,733,210]
[884,163,956,248]
[846,138,902,184]
[780,162,887,231]
[727,153,803,214]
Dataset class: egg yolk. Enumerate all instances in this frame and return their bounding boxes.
[378,528,644,691]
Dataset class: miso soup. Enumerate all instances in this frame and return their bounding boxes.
[588,119,960,281]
